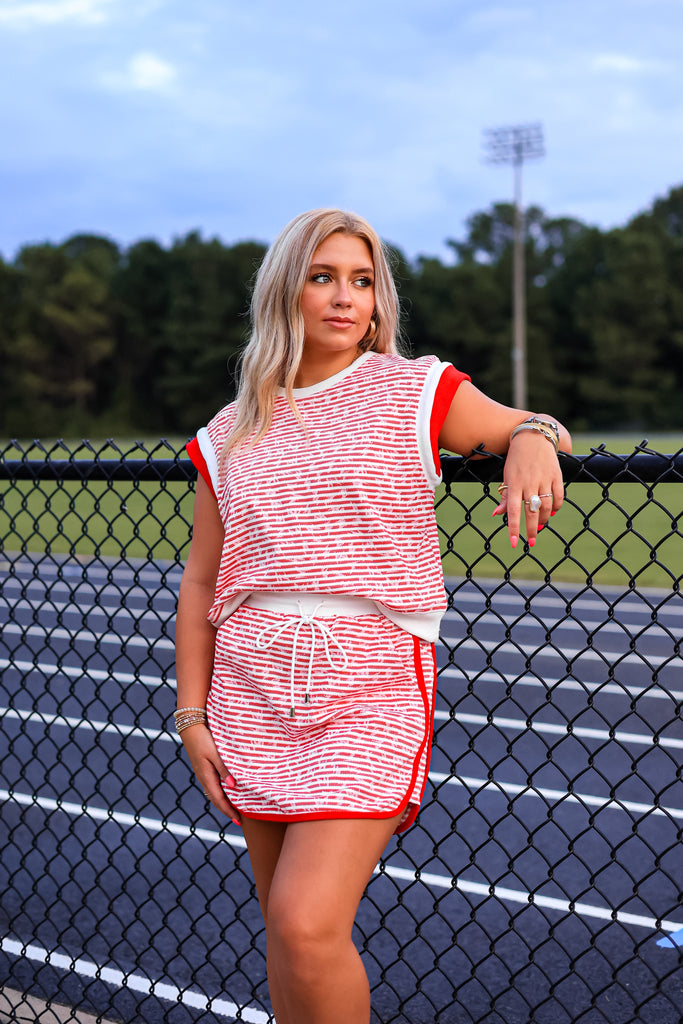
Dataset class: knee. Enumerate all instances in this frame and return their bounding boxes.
[266,893,341,978]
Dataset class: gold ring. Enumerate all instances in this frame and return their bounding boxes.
[497,483,508,495]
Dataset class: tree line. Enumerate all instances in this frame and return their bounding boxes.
[2,186,683,437]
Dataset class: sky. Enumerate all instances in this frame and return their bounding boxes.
[1,0,682,263]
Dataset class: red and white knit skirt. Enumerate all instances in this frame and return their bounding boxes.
[206,593,437,834]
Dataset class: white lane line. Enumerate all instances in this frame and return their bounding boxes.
[1,790,247,849]
[437,667,683,703]
[3,790,681,936]
[0,937,266,1023]
[431,773,683,821]
[5,584,680,632]
[5,710,682,821]
[433,709,683,749]
[443,585,683,617]
[0,659,174,690]
[0,622,174,650]
[4,589,679,634]
[379,867,683,933]
[1,707,178,743]
[5,702,678,756]
[1,594,175,615]
[438,634,675,668]
[3,656,679,710]
[442,618,678,640]
[2,621,675,667]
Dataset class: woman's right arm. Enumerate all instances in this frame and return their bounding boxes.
[175,475,240,820]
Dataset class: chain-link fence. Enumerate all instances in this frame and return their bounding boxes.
[1,439,682,1024]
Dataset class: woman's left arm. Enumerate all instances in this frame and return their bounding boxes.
[438,379,572,549]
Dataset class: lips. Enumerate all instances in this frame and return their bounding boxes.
[324,317,354,327]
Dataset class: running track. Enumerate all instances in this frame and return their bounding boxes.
[1,554,682,1023]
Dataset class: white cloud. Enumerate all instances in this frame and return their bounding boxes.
[101,51,177,94]
[592,53,667,74]
[128,52,176,90]
[0,0,113,26]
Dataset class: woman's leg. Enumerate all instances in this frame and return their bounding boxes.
[240,819,290,1022]
[243,814,403,1024]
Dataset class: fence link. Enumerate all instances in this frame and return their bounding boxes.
[1,439,682,1024]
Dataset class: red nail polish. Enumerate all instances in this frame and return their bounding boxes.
[511,535,518,549]
[529,537,536,548]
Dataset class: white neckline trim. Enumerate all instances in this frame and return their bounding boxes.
[279,351,375,400]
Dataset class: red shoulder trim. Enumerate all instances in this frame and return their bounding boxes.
[430,365,471,475]
[186,437,216,500]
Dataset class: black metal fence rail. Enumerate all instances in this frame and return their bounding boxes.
[1,440,682,1024]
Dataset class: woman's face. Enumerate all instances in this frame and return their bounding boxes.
[299,233,376,365]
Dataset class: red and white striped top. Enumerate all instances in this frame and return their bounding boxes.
[187,351,470,642]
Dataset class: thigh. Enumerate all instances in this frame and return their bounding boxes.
[241,817,288,918]
[268,815,403,936]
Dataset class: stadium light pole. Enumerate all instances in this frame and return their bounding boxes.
[482,122,545,409]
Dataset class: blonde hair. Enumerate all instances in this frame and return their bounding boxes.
[224,208,402,455]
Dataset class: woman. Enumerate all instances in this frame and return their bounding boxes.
[174,208,571,1024]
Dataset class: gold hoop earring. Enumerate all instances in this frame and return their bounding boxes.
[359,314,378,350]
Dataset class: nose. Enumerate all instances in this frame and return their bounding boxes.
[333,280,352,307]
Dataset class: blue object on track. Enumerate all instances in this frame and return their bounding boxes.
[656,926,683,948]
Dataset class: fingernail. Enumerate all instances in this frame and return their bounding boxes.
[550,511,557,517]
[538,524,544,531]
[529,537,536,548]
[225,774,236,789]
[510,535,518,549]
[492,504,504,517]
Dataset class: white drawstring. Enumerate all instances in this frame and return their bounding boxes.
[254,601,349,717]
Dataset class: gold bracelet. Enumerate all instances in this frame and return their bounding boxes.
[510,422,559,453]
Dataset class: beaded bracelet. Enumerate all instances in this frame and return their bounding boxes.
[174,707,208,734]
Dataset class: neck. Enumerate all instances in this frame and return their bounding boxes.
[294,347,363,388]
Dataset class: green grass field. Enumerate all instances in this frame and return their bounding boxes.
[1,434,681,588]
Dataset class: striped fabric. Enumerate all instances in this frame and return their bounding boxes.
[188,351,470,643]
[208,604,437,833]
[188,351,469,831]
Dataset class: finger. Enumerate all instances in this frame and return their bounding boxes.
[492,485,508,518]
[210,751,232,783]
[551,475,565,513]
[537,492,554,527]
[505,489,522,549]
[201,779,241,821]
[523,499,539,546]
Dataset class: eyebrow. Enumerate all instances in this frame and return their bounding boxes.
[309,262,375,274]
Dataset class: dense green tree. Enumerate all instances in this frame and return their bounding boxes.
[0,257,22,433]
[2,185,683,436]
[11,236,119,434]
[156,233,266,434]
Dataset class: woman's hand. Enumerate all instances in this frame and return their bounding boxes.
[492,429,565,548]
[181,724,241,822]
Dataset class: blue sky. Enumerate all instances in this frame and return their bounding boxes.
[1,0,682,262]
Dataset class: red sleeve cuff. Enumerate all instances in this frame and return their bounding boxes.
[186,437,217,499]
[430,365,471,475]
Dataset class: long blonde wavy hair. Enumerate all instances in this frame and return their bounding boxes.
[223,208,403,456]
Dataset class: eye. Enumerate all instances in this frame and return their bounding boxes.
[354,276,374,288]
[310,272,331,284]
